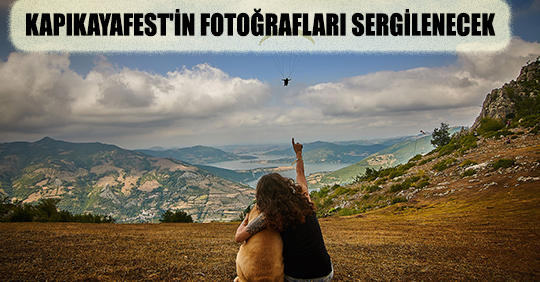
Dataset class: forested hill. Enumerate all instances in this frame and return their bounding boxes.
[0,137,254,223]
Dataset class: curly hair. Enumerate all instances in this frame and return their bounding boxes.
[255,173,315,231]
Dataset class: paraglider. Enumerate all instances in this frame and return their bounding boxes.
[271,54,302,86]
[282,77,291,87]
[259,29,314,86]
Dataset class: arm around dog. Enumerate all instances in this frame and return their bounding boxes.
[235,213,267,242]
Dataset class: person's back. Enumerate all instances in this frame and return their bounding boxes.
[280,213,332,279]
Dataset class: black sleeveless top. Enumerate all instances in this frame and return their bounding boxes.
[280,213,332,279]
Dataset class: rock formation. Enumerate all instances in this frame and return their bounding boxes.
[472,60,540,130]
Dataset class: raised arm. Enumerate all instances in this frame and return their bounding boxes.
[292,138,310,202]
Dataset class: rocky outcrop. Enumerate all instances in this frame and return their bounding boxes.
[472,60,540,130]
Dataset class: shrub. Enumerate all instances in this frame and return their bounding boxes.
[334,185,355,196]
[457,134,479,154]
[0,198,115,223]
[417,180,430,188]
[311,186,331,199]
[338,208,362,216]
[461,169,477,177]
[477,117,504,138]
[437,142,459,156]
[409,175,421,183]
[389,183,407,193]
[364,185,381,193]
[160,210,193,223]
[460,159,478,167]
[391,197,408,205]
[419,157,436,165]
[409,154,423,162]
[355,167,380,183]
[432,158,457,172]
[492,159,515,170]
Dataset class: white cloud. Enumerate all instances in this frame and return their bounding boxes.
[0,37,539,147]
[0,52,271,145]
[297,37,540,123]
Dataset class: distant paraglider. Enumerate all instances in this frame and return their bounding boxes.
[282,77,291,87]
[272,54,302,86]
[259,29,314,86]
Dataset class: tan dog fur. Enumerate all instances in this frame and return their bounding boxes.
[235,204,284,282]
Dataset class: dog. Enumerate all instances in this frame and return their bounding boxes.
[235,204,284,282]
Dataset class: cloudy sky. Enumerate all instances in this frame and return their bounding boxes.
[1,0,539,149]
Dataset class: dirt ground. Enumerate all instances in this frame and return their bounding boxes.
[2,180,540,282]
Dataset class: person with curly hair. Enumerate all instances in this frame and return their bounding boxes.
[235,138,333,282]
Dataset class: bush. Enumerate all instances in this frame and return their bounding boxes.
[492,159,515,170]
[364,185,381,193]
[391,197,408,205]
[477,117,504,138]
[417,180,430,188]
[354,167,378,183]
[311,186,331,199]
[160,210,193,223]
[338,208,362,216]
[409,154,423,162]
[460,159,478,167]
[0,197,115,223]
[419,157,436,165]
[333,185,355,196]
[461,169,477,177]
[432,158,457,172]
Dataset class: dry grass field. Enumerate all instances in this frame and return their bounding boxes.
[2,178,539,282]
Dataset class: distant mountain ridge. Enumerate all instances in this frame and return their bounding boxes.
[137,145,256,165]
[0,137,254,222]
[262,141,389,164]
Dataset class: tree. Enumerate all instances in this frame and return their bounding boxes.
[431,122,451,148]
[160,209,193,223]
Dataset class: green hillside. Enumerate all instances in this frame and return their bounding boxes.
[311,135,434,188]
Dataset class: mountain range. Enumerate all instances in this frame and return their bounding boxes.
[0,137,253,223]
[137,145,256,165]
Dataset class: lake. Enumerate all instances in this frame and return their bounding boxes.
[208,155,351,188]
